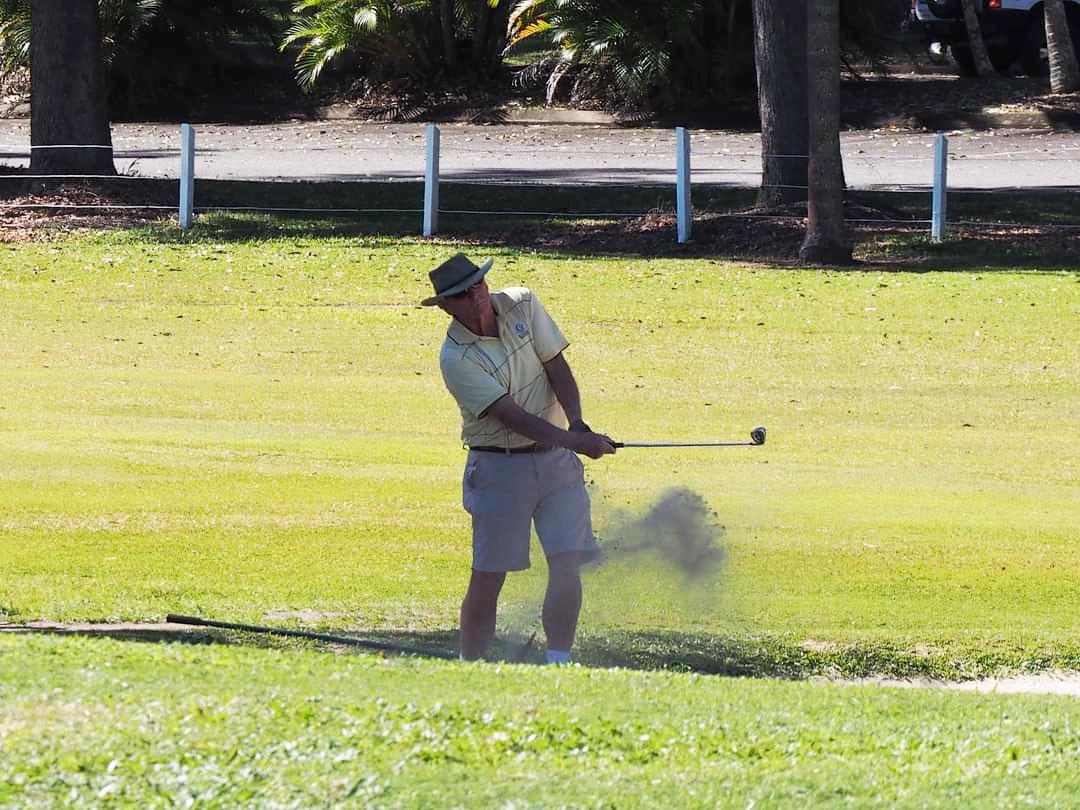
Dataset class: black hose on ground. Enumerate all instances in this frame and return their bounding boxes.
[166,614,456,660]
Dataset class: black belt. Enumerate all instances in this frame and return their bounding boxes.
[469,444,550,454]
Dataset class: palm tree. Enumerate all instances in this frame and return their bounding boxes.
[512,0,722,108]
[0,0,30,78]
[30,0,116,175]
[1045,0,1080,92]
[439,0,457,70]
[282,0,425,88]
[958,0,995,76]
[751,0,808,207]
[1,0,160,76]
[282,0,513,88]
[799,0,850,265]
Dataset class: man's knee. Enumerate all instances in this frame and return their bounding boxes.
[465,570,506,607]
[547,551,584,579]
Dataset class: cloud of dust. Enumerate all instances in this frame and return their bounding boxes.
[593,486,727,580]
[498,486,729,645]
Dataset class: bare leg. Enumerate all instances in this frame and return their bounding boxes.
[460,569,506,660]
[542,552,583,653]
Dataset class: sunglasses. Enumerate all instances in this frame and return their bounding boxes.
[447,281,483,300]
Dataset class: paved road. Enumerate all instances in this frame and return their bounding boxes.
[2,119,1079,190]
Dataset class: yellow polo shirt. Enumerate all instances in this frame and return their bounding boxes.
[439,287,569,449]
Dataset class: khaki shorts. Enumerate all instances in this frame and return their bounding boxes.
[462,447,598,572]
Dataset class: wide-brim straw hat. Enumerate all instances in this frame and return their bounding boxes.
[420,253,494,306]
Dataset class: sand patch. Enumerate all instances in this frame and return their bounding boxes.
[820,672,1080,697]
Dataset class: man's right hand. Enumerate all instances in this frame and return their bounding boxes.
[569,431,617,459]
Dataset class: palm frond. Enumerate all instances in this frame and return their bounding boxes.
[0,0,29,75]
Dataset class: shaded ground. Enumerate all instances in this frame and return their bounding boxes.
[838,73,1080,130]
[3,57,1080,129]
[3,621,1079,694]
[1,178,1076,268]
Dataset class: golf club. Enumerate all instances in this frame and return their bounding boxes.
[166,613,456,660]
[613,426,766,449]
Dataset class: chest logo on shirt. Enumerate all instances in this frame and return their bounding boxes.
[514,321,529,339]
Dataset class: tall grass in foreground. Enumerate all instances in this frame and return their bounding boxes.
[2,634,1079,808]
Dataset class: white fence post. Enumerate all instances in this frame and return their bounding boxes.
[676,127,692,243]
[179,123,195,230]
[931,133,948,243]
[423,124,440,237]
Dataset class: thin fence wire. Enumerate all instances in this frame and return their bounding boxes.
[0,203,177,211]
[440,208,645,218]
[22,144,115,149]
[0,174,161,180]
[197,205,423,215]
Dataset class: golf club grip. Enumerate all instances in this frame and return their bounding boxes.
[168,613,213,627]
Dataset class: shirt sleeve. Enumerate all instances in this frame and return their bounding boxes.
[528,292,570,363]
[440,349,508,419]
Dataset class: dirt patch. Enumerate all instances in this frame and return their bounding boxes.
[822,672,1080,697]
[0,184,169,242]
[840,73,1080,129]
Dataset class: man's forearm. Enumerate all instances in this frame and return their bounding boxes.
[486,395,578,449]
[543,353,583,424]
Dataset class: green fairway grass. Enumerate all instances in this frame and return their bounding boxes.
[1,223,1079,676]
[2,634,1079,808]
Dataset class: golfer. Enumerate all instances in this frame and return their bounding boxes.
[423,253,616,664]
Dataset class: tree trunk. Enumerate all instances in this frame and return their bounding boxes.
[960,0,996,76]
[485,0,511,68]
[752,0,808,207]
[1045,0,1080,92]
[30,0,115,175]
[472,0,490,66]
[440,0,458,71]
[799,0,851,265]
[724,0,741,99]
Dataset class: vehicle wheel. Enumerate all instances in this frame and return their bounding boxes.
[1019,15,1049,76]
[926,0,962,18]
[950,43,979,76]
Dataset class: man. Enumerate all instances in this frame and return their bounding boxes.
[422,253,616,664]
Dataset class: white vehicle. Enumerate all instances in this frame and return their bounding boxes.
[911,0,1080,75]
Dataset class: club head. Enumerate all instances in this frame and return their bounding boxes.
[750,426,766,445]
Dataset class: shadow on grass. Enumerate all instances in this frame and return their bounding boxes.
[1,623,459,658]
[3,175,1078,270]
[7,623,1079,680]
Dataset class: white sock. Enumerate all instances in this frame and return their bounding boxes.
[545,649,571,665]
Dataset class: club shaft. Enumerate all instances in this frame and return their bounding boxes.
[166,614,455,659]
[615,441,756,447]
